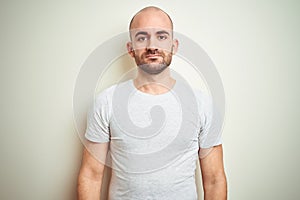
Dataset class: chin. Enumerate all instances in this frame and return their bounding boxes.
[138,63,168,75]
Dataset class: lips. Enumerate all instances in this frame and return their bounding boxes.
[145,54,162,59]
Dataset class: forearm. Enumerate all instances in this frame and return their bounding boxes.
[203,177,227,200]
[77,174,102,200]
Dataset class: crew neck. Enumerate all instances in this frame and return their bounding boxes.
[130,79,176,97]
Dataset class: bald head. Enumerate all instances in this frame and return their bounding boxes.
[129,6,173,30]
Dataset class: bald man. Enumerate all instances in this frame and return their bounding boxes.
[77,6,227,200]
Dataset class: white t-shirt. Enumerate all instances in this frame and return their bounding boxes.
[85,79,222,200]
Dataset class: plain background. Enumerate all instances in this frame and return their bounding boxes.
[1,0,300,199]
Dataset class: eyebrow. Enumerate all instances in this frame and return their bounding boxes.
[156,30,170,35]
[135,31,148,38]
[134,30,171,38]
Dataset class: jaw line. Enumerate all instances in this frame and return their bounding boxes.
[138,63,168,75]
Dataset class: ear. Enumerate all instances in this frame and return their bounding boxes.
[126,42,135,58]
[172,39,179,55]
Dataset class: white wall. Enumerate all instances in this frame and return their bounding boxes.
[1,0,299,199]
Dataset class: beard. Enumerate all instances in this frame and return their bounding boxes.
[138,63,168,75]
[134,48,173,75]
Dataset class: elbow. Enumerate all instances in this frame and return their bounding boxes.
[203,172,227,192]
[78,166,104,182]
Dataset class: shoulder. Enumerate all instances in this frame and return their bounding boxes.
[94,80,132,106]
[95,84,116,102]
[192,89,212,111]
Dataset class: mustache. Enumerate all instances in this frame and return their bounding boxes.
[143,49,164,56]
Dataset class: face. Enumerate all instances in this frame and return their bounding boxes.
[127,10,178,75]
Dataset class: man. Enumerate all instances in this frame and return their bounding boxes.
[78,6,227,200]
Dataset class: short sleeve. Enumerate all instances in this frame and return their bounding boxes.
[196,91,222,149]
[85,92,111,143]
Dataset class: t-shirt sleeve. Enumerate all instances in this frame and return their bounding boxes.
[85,92,111,143]
[197,91,223,149]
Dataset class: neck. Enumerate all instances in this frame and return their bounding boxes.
[134,68,176,95]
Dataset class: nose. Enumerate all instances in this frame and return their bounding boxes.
[146,37,158,50]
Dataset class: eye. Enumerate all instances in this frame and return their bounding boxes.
[137,36,147,42]
[157,35,168,40]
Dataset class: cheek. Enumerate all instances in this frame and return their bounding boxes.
[165,53,173,63]
[162,51,172,59]
[133,49,143,55]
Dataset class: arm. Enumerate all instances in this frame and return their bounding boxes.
[77,142,109,200]
[199,144,227,200]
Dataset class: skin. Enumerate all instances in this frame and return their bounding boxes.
[77,6,227,200]
[127,7,179,94]
[77,142,109,200]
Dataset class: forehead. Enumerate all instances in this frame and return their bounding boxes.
[130,10,172,30]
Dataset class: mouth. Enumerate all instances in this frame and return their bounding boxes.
[145,54,162,59]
